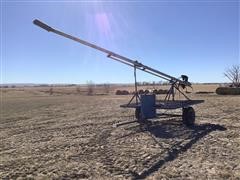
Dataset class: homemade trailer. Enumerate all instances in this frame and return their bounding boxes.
[33,19,204,126]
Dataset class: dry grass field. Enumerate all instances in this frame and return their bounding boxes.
[1,85,240,179]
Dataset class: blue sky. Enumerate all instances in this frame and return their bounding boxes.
[1,1,239,84]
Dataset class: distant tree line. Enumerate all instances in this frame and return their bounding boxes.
[137,81,169,86]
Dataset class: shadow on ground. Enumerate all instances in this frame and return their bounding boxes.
[127,119,227,179]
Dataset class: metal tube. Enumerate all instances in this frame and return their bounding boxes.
[33,19,191,87]
[134,66,138,104]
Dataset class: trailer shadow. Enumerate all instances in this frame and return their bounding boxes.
[128,119,227,179]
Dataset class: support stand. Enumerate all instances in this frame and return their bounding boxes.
[127,66,141,106]
[164,81,190,101]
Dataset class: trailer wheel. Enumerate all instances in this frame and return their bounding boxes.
[182,107,195,127]
[135,107,141,121]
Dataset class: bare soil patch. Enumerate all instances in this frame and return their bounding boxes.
[1,85,239,179]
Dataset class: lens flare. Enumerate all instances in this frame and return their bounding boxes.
[95,12,112,37]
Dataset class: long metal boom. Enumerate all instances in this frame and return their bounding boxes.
[33,19,191,86]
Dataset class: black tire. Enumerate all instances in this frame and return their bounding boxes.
[135,107,141,121]
[182,107,195,127]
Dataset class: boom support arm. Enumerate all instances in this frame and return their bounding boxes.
[33,19,191,87]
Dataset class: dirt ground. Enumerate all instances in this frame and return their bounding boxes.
[1,85,240,179]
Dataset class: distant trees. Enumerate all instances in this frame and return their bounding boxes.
[137,81,169,86]
[224,64,240,87]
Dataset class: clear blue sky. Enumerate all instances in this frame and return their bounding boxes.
[1,1,239,84]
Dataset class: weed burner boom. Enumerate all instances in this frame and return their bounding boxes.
[33,19,204,126]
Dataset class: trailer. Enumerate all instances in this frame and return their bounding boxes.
[33,19,204,126]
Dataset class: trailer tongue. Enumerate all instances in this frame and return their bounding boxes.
[33,19,204,126]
